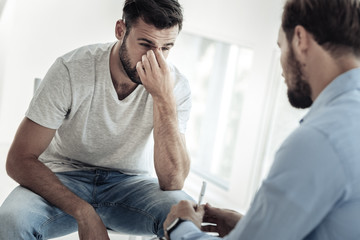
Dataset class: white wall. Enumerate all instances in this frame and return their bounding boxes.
[0,0,125,144]
[0,0,287,213]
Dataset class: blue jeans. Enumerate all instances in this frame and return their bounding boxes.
[0,170,193,239]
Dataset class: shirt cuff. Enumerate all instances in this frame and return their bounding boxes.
[170,220,201,240]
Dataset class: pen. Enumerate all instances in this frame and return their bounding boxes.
[197,181,207,208]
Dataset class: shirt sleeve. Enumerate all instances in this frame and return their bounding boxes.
[25,57,72,129]
[171,221,221,240]
[171,126,347,240]
[224,126,347,239]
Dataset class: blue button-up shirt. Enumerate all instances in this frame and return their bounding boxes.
[172,68,360,240]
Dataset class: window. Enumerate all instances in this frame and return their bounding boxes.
[169,34,307,211]
[169,32,254,189]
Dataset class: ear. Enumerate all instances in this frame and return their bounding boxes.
[115,19,127,40]
[292,25,312,60]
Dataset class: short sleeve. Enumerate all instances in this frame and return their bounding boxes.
[26,58,72,129]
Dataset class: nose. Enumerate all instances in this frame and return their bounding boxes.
[150,46,161,51]
[151,47,166,57]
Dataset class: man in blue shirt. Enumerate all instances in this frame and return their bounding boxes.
[163,0,360,239]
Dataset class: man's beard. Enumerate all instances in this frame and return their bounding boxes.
[119,36,142,85]
[286,46,313,109]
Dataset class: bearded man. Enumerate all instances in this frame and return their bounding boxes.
[0,0,193,239]
[163,0,360,239]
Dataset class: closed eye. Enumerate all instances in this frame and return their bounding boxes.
[139,42,172,52]
[139,43,151,48]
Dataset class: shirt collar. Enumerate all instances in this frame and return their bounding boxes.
[300,67,360,124]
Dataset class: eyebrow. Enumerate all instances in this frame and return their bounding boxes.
[137,38,174,47]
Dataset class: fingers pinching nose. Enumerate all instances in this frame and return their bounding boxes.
[136,61,144,71]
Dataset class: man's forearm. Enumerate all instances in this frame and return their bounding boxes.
[153,96,190,190]
[6,155,92,220]
[136,48,191,190]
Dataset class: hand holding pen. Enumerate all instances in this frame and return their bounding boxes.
[163,181,207,239]
[196,181,207,210]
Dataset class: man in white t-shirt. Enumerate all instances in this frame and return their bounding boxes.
[0,0,192,239]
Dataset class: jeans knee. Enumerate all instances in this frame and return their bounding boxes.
[0,207,37,239]
[0,207,19,227]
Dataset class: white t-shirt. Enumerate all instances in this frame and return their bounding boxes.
[26,42,192,175]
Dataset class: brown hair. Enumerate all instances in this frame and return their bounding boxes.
[282,0,360,57]
[122,0,183,32]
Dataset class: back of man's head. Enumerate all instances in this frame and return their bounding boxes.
[282,0,360,58]
[122,0,183,32]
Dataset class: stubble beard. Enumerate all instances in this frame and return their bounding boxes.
[119,35,143,85]
[286,46,313,109]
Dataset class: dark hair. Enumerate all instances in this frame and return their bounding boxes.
[282,0,360,57]
[122,0,183,32]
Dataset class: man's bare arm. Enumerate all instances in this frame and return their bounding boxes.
[137,49,191,190]
[153,98,190,190]
[6,117,109,240]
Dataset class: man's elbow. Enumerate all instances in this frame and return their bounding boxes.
[159,177,185,191]
[6,154,18,180]
[5,151,30,181]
